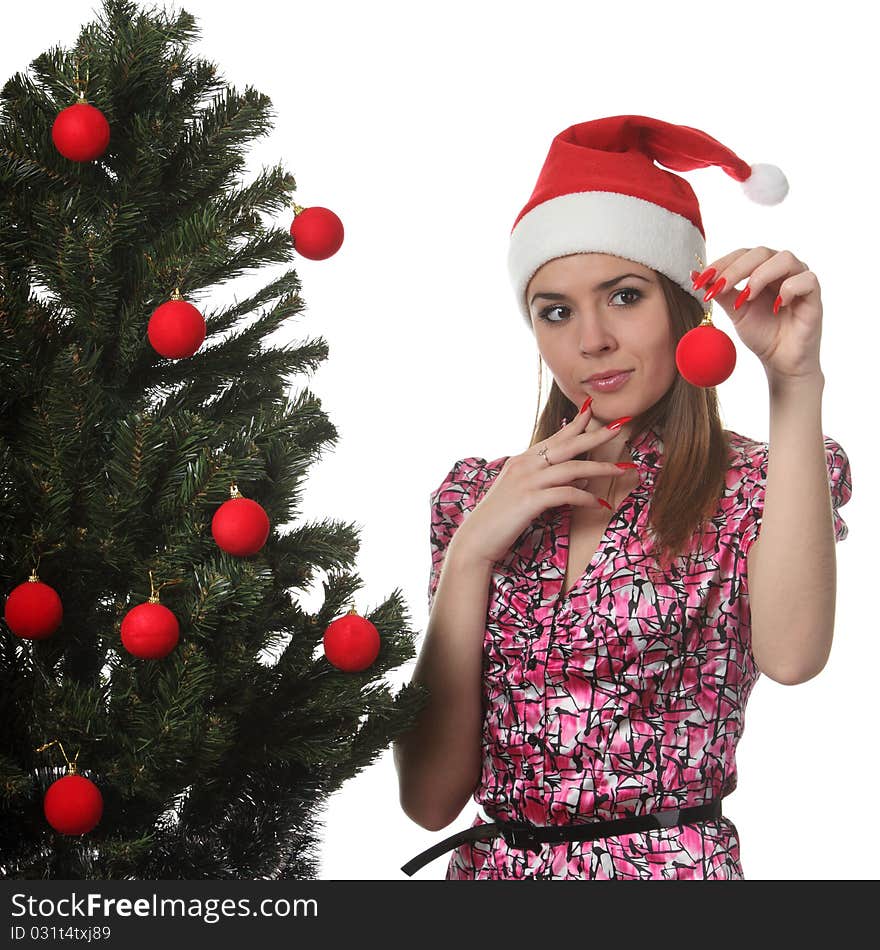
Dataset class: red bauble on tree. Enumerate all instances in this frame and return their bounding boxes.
[51,95,110,162]
[120,599,180,659]
[120,571,180,659]
[289,204,344,259]
[147,288,206,358]
[323,607,381,672]
[44,772,104,835]
[36,741,103,836]
[3,570,63,640]
[675,309,737,387]
[212,483,270,556]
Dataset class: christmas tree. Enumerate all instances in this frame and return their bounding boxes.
[0,0,427,878]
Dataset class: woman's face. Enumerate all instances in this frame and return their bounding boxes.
[526,252,678,424]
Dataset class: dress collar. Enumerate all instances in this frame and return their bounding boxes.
[624,424,665,485]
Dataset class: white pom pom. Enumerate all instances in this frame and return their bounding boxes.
[742,163,789,205]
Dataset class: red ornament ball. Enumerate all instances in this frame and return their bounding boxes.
[323,610,380,672]
[120,602,180,659]
[212,496,270,556]
[44,773,103,835]
[289,206,344,260]
[675,324,737,387]
[51,101,110,162]
[4,579,63,639]
[147,298,206,359]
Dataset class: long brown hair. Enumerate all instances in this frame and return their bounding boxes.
[527,270,732,570]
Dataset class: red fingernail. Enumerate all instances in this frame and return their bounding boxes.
[703,277,726,301]
[693,267,716,289]
[597,497,613,510]
[734,285,751,310]
[773,295,782,314]
[605,415,632,431]
[615,462,638,469]
[579,396,593,414]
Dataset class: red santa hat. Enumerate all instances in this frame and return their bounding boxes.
[508,114,789,328]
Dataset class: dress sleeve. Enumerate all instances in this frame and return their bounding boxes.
[426,457,487,612]
[739,435,852,557]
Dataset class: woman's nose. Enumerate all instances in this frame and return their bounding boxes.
[575,313,616,350]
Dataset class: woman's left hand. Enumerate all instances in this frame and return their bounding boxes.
[691,247,823,381]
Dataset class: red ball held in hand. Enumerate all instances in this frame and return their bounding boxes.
[51,96,110,162]
[289,204,344,260]
[675,307,737,387]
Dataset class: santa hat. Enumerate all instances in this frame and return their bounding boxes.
[508,115,788,328]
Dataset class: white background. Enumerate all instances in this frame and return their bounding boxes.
[2,0,876,880]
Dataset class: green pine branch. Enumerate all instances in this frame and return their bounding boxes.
[0,0,429,879]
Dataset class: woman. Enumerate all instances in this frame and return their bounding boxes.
[394,116,852,880]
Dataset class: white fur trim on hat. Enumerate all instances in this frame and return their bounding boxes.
[508,191,706,329]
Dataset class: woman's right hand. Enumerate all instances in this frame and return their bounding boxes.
[451,403,636,566]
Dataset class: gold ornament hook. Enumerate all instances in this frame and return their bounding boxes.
[147,569,182,603]
[693,253,713,325]
[35,739,80,774]
[74,54,90,102]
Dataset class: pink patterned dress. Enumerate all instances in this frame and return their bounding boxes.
[426,425,852,880]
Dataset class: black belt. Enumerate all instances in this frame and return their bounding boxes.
[401,797,724,877]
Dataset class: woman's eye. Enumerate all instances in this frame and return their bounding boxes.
[612,288,642,306]
[537,287,642,323]
[538,305,569,323]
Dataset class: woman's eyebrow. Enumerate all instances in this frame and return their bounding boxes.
[529,273,652,307]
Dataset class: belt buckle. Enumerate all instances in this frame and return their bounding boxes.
[498,820,543,855]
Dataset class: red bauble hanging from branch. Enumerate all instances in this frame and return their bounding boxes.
[147,287,206,359]
[212,483,270,556]
[51,94,110,162]
[44,773,104,835]
[36,741,103,836]
[120,570,181,659]
[675,305,737,387]
[3,569,63,640]
[120,603,179,660]
[289,204,344,259]
[323,607,381,672]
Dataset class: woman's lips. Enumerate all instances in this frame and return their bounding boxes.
[588,370,633,392]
